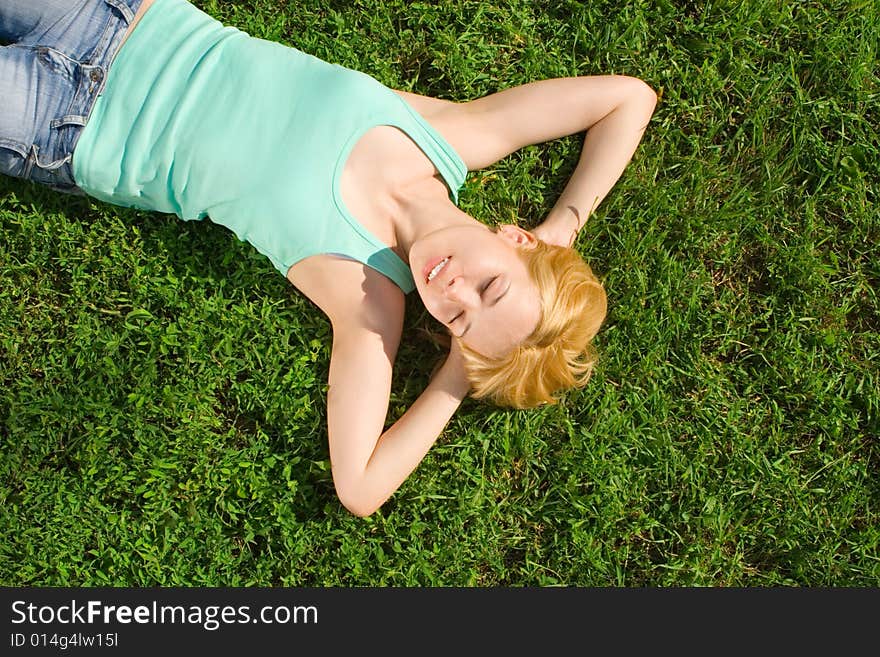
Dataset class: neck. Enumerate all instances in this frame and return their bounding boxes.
[391,179,477,262]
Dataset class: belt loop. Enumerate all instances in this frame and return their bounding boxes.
[50,115,89,130]
[104,0,136,24]
[31,144,73,171]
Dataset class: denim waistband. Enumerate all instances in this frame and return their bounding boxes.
[60,0,147,184]
[0,0,147,191]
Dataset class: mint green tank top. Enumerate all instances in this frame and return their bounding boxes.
[72,0,467,294]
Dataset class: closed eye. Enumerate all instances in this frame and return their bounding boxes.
[485,277,509,307]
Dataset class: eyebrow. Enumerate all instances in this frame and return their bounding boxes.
[461,282,511,338]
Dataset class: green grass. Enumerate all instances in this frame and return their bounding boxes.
[1,0,878,586]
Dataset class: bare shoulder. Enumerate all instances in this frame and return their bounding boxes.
[393,86,519,171]
[393,88,493,169]
[394,89,458,119]
[286,254,405,341]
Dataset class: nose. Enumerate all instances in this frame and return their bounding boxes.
[444,275,479,309]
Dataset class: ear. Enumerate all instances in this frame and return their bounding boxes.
[497,223,538,249]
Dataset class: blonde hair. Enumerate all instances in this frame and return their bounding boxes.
[457,238,607,409]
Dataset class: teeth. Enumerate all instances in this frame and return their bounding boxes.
[427,257,449,282]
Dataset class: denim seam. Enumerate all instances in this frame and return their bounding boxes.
[22,147,34,179]
[104,0,136,24]
[4,0,145,189]
[38,46,80,82]
[0,138,29,158]
[63,1,142,186]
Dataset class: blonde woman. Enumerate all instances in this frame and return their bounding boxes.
[1,0,657,516]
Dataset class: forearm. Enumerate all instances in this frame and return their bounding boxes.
[343,361,470,516]
[538,83,657,246]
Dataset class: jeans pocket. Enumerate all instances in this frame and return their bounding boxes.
[35,46,79,82]
[0,138,30,180]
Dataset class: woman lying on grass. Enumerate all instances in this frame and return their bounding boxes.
[1,0,656,516]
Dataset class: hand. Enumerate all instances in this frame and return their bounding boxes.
[437,338,471,399]
[532,206,581,248]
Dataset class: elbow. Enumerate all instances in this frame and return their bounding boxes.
[620,76,658,111]
[342,499,378,519]
[633,78,659,112]
[611,76,657,128]
[334,479,381,518]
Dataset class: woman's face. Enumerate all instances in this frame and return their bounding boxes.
[410,223,542,358]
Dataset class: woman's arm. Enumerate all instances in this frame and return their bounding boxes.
[328,328,469,517]
[403,75,657,246]
[525,77,658,247]
[310,261,469,517]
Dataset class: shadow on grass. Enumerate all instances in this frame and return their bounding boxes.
[0,172,446,448]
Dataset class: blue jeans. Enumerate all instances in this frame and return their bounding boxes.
[0,0,143,191]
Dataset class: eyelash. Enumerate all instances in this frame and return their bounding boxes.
[449,277,498,325]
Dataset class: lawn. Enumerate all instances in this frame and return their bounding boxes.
[1,0,877,586]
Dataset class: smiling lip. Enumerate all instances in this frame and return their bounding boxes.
[423,256,451,284]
